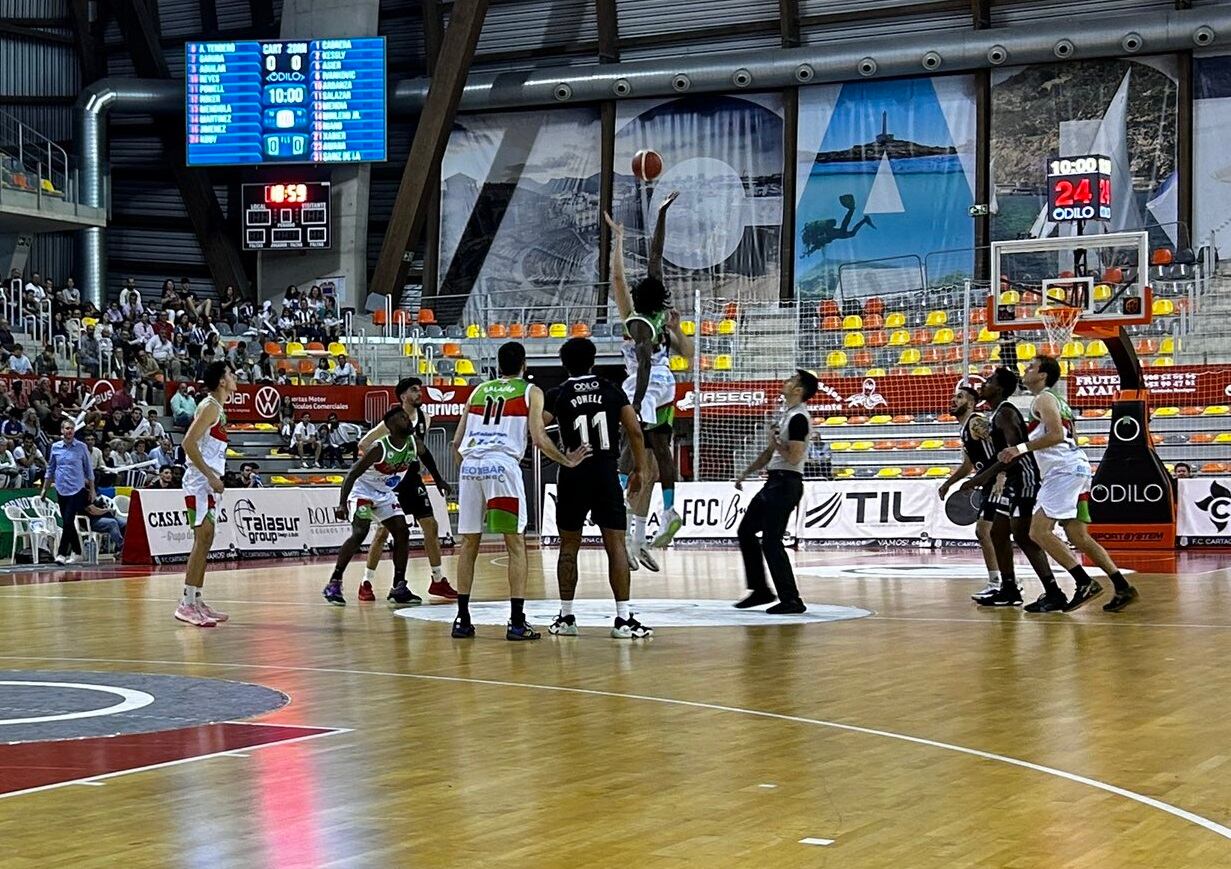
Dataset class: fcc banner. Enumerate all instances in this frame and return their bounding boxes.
[123,486,450,564]
[1177,478,1231,547]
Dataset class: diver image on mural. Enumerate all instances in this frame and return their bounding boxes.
[795,76,977,299]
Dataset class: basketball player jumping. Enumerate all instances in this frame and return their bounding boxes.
[999,356,1139,612]
[959,368,1065,611]
[176,360,235,627]
[544,337,653,638]
[606,193,693,568]
[451,342,589,641]
[323,406,419,606]
[358,377,458,604]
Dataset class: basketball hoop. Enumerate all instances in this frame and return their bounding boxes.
[1037,305,1083,349]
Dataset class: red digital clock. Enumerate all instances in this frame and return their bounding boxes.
[265,183,310,204]
[1046,155,1112,223]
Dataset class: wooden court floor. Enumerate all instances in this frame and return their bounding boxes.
[1,546,1230,867]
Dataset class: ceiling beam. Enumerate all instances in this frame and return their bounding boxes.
[113,0,249,297]
[596,0,619,63]
[779,0,801,48]
[370,0,490,298]
[199,0,219,34]
[69,0,107,84]
[971,0,990,30]
[0,20,74,45]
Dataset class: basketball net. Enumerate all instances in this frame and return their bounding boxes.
[1037,305,1083,350]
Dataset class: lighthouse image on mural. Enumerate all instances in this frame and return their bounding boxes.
[794,76,977,299]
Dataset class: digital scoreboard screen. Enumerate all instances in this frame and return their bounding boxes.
[186,38,386,166]
[1047,155,1112,222]
[242,181,331,250]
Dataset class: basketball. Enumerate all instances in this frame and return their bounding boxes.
[632,149,663,181]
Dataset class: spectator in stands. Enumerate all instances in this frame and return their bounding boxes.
[52,311,68,343]
[119,278,142,318]
[85,493,126,551]
[146,327,175,372]
[7,343,32,375]
[332,353,356,385]
[24,272,41,299]
[152,310,174,342]
[2,407,21,439]
[35,345,58,376]
[195,348,218,381]
[146,465,176,489]
[226,339,250,371]
[0,319,15,353]
[15,433,46,486]
[132,437,151,467]
[239,462,264,488]
[170,382,197,430]
[313,357,333,383]
[1174,462,1193,479]
[320,413,361,468]
[132,312,153,345]
[83,432,103,475]
[217,285,239,326]
[97,325,116,377]
[104,300,124,326]
[104,408,131,440]
[79,324,100,377]
[291,411,322,468]
[133,408,164,442]
[168,333,189,379]
[253,351,275,383]
[111,380,136,415]
[28,378,52,422]
[160,279,180,313]
[57,278,81,313]
[322,295,342,329]
[0,436,18,487]
[134,349,162,401]
[149,434,175,469]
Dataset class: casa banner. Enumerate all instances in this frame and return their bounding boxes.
[165,382,476,423]
[122,486,451,564]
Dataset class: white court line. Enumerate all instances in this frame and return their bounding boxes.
[799,838,834,846]
[0,726,350,801]
[1,654,1228,842]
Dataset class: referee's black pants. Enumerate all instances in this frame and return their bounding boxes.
[738,470,804,602]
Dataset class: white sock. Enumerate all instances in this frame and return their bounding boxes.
[431,564,443,581]
[988,571,1000,584]
[363,567,375,582]
[633,516,647,548]
[616,601,630,621]
[560,599,574,617]
[182,585,197,605]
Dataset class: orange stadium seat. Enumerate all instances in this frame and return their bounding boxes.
[701,320,717,336]
[570,322,591,338]
[529,323,549,339]
[417,308,437,325]
[1135,338,1158,355]
[970,307,987,325]
[866,330,888,348]
[920,348,941,365]
[864,313,885,330]
[818,299,840,319]
[723,302,739,320]
[372,309,388,326]
[864,297,885,316]
[1151,247,1174,266]
[442,343,462,358]
[1038,341,1061,358]
[1202,463,1230,475]
[390,309,410,326]
[488,323,508,339]
[822,316,842,331]
[847,415,869,425]
[942,347,962,364]
[851,350,873,369]
[970,346,990,364]
[264,341,282,356]
[298,359,316,375]
[305,341,325,353]
[911,328,932,345]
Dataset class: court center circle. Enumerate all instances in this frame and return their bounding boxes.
[395,598,871,627]
[0,681,155,726]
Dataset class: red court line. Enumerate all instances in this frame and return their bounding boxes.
[0,722,342,798]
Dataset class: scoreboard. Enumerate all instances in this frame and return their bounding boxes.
[242,181,331,250]
[1047,154,1112,223]
[186,37,386,166]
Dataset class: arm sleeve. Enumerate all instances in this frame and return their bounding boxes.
[787,414,809,441]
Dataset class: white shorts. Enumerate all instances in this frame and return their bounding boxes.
[1036,472,1092,522]
[349,481,404,524]
[182,469,219,527]
[622,366,676,427]
[458,453,527,535]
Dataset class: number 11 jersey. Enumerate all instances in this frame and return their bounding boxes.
[459,377,531,461]
[551,374,628,466]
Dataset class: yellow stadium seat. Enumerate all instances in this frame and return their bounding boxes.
[669,355,688,372]
[1046,286,1067,302]
[824,416,849,426]
[286,341,306,357]
[851,441,874,451]
[1215,432,1231,444]
[831,441,851,452]
[1202,405,1229,416]
[910,366,933,375]
[888,329,910,346]
[1017,342,1037,361]
[403,342,421,357]
[1093,283,1112,302]
[1152,298,1175,317]
[455,358,477,376]
[826,350,848,368]
[1152,357,1174,367]
[925,310,948,327]
[328,342,347,357]
[1084,339,1107,357]
[718,318,737,335]
[680,320,696,336]
[549,323,567,339]
[82,316,98,329]
[714,354,733,371]
[836,467,855,479]
[418,359,436,375]
[885,312,906,329]
[453,377,468,386]
[1000,290,1020,304]
[898,348,921,365]
[977,327,997,343]
[932,327,955,345]
[843,332,866,349]
[919,439,944,450]
[1160,336,1175,355]
[865,367,887,378]
[226,448,242,458]
[1077,436,1091,447]
[925,467,949,478]
[1153,406,1179,417]
[465,324,483,339]
[989,345,1002,361]
[842,315,863,330]
[868,415,892,425]
[1062,340,1083,358]
[876,467,903,478]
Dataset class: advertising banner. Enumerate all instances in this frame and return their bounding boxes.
[169,383,475,424]
[123,486,451,564]
[1067,366,1231,409]
[797,480,946,545]
[1177,477,1231,547]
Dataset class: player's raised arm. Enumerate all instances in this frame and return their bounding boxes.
[666,308,693,359]
[647,190,679,282]
[606,213,633,320]
[358,420,388,453]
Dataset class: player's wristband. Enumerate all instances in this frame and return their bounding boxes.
[1013,443,1029,456]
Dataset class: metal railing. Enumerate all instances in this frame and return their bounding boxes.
[0,108,73,203]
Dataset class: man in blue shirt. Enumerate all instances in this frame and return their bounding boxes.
[41,419,95,565]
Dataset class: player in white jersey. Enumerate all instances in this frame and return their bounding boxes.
[606,192,693,567]
[323,405,419,606]
[998,356,1139,612]
[176,360,236,627]
[450,342,589,641]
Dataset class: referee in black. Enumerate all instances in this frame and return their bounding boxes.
[733,369,818,614]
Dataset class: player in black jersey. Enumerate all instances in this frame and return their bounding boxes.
[961,368,1065,611]
[358,377,458,604]
[543,338,653,639]
[938,386,1004,599]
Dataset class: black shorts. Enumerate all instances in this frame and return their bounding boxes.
[556,462,626,532]
[981,482,1036,521]
[395,473,434,520]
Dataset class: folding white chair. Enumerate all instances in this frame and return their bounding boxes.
[3,503,57,565]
